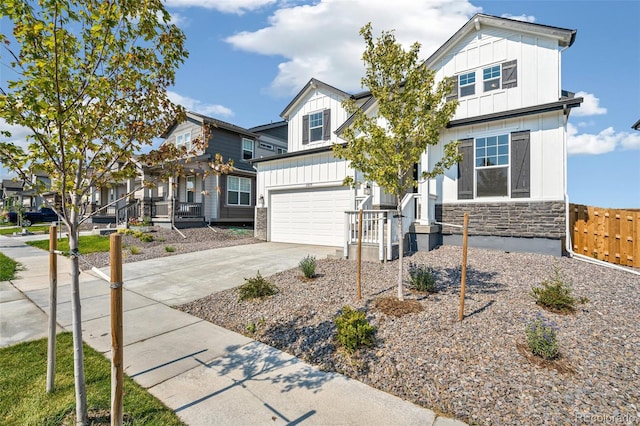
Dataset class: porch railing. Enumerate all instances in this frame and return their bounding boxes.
[116,200,140,225]
[343,193,421,261]
[152,200,203,218]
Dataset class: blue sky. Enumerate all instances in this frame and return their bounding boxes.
[2,1,639,207]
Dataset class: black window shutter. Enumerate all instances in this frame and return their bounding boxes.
[446,76,458,102]
[302,114,309,145]
[322,109,331,140]
[457,138,474,200]
[502,60,517,89]
[510,130,530,198]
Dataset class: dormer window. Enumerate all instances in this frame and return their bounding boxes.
[459,72,475,97]
[176,132,191,151]
[483,65,501,92]
[309,112,323,142]
[302,109,331,145]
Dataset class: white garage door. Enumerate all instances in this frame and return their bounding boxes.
[270,187,351,246]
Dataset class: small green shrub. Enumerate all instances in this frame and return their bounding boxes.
[129,246,141,255]
[525,314,559,360]
[238,272,278,301]
[334,306,376,353]
[531,266,577,313]
[407,262,437,293]
[246,322,256,334]
[138,233,154,243]
[165,246,175,253]
[299,255,317,278]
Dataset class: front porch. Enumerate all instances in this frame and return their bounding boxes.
[343,193,441,262]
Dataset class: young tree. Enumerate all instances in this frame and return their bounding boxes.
[334,23,460,301]
[0,1,201,423]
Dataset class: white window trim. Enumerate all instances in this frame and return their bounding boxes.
[227,176,252,206]
[459,72,475,97]
[308,111,323,142]
[242,138,254,161]
[277,147,288,154]
[259,142,274,151]
[176,131,192,151]
[474,133,510,199]
[483,65,501,92]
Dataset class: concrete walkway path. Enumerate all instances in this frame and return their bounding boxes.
[0,233,466,426]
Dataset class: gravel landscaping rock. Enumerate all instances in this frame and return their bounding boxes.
[178,246,640,425]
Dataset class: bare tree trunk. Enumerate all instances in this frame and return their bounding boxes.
[68,210,88,425]
[397,195,404,301]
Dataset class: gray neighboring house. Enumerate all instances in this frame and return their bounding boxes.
[88,111,288,227]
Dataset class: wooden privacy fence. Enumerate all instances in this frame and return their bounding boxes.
[569,204,640,268]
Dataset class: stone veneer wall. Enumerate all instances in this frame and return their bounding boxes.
[255,207,267,240]
[435,201,565,239]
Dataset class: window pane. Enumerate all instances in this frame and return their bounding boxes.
[228,191,238,204]
[239,178,251,192]
[310,112,323,127]
[498,145,509,155]
[228,177,238,191]
[484,80,500,92]
[176,135,183,145]
[476,158,484,167]
[476,138,486,148]
[476,147,485,158]
[184,133,191,142]
[483,66,500,80]
[477,168,508,197]
[487,146,497,156]
[240,192,250,205]
[243,139,253,150]
[498,135,508,145]
[486,136,497,147]
[310,127,323,141]
[460,84,475,97]
[498,154,509,165]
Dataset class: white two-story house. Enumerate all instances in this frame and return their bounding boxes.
[252,14,583,256]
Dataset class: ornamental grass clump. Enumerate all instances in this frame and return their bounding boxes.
[238,272,278,301]
[525,313,560,360]
[334,306,376,354]
[531,266,578,313]
[299,255,317,278]
[407,262,437,293]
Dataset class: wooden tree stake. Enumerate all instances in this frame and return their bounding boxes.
[459,213,469,322]
[110,233,123,426]
[46,225,57,393]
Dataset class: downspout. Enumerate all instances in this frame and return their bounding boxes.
[560,70,640,276]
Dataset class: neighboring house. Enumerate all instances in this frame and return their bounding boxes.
[90,111,288,227]
[252,13,583,257]
[1,171,52,211]
[633,119,640,131]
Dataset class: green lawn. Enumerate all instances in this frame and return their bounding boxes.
[0,333,185,425]
[0,252,20,281]
[27,235,112,255]
[0,224,50,235]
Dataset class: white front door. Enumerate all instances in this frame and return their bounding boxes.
[270,187,351,246]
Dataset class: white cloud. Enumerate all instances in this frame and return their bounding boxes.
[225,0,480,96]
[567,123,640,155]
[164,0,276,14]
[501,13,536,23]
[167,90,234,117]
[572,91,607,116]
[0,118,31,149]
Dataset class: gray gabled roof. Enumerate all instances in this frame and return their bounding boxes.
[280,78,352,119]
[160,111,259,139]
[248,121,287,133]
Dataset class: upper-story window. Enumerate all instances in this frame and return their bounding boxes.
[302,109,331,145]
[259,142,274,151]
[277,147,288,154]
[483,65,501,92]
[176,132,191,151]
[309,112,323,142]
[459,72,475,97]
[242,138,254,160]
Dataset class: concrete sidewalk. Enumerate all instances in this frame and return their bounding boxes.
[0,234,466,426]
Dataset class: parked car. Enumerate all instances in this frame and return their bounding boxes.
[8,207,59,226]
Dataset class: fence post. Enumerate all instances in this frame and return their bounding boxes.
[459,213,469,322]
[110,233,123,426]
[46,225,57,393]
[357,209,363,301]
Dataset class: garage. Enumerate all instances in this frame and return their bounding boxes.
[270,187,352,246]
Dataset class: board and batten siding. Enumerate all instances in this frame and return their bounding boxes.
[434,27,561,121]
[287,89,350,153]
[425,111,565,204]
[256,151,351,208]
